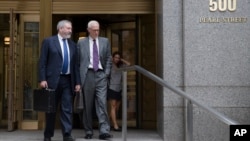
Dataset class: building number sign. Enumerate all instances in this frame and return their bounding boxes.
[200,0,247,23]
[209,0,236,12]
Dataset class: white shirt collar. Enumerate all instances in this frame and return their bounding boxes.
[58,34,64,40]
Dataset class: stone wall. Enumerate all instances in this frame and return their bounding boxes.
[159,0,250,140]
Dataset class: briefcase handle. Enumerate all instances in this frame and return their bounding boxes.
[44,87,55,92]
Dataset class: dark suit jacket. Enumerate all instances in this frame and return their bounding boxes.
[38,35,81,93]
[77,37,112,85]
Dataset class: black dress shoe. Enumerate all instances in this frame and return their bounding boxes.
[113,127,122,132]
[99,133,112,140]
[84,134,93,139]
[44,137,51,141]
[63,135,74,141]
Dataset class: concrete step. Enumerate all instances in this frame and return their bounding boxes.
[0,129,163,141]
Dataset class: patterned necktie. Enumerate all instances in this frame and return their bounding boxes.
[62,39,68,74]
[93,39,99,71]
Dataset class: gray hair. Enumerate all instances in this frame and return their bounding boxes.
[57,20,72,30]
[87,20,99,28]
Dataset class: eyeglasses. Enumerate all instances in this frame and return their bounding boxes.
[90,29,99,32]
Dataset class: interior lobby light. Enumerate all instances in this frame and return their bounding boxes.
[78,32,86,40]
[4,36,10,45]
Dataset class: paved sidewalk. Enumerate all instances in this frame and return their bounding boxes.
[0,129,163,141]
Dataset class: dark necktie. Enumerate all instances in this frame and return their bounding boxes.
[93,39,99,71]
[62,39,68,74]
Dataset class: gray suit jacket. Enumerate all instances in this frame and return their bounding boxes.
[77,37,112,85]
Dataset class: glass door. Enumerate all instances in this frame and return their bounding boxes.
[0,10,20,131]
[19,14,40,130]
[109,22,137,127]
[0,14,10,129]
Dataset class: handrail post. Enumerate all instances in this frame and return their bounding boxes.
[122,71,128,141]
[185,100,193,141]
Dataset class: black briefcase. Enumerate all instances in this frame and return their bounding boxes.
[73,91,84,113]
[33,88,56,113]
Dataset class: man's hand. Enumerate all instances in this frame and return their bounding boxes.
[40,81,48,88]
[75,84,81,92]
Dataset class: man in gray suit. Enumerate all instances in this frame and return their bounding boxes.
[77,20,112,140]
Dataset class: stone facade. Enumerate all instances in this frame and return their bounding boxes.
[158,0,250,140]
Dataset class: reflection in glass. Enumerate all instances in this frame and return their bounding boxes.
[24,22,39,32]
[23,22,39,120]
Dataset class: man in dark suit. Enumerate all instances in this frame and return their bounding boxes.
[39,20,81,141]
[77,20,112,140]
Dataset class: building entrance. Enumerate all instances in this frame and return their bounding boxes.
[0,13,156,130]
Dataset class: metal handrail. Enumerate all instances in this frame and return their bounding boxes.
[119,65,239,141]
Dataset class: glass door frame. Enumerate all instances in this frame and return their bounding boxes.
[19,14,40,130]
[6,9,18,131]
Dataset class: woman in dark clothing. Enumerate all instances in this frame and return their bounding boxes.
[107,51,130,131]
